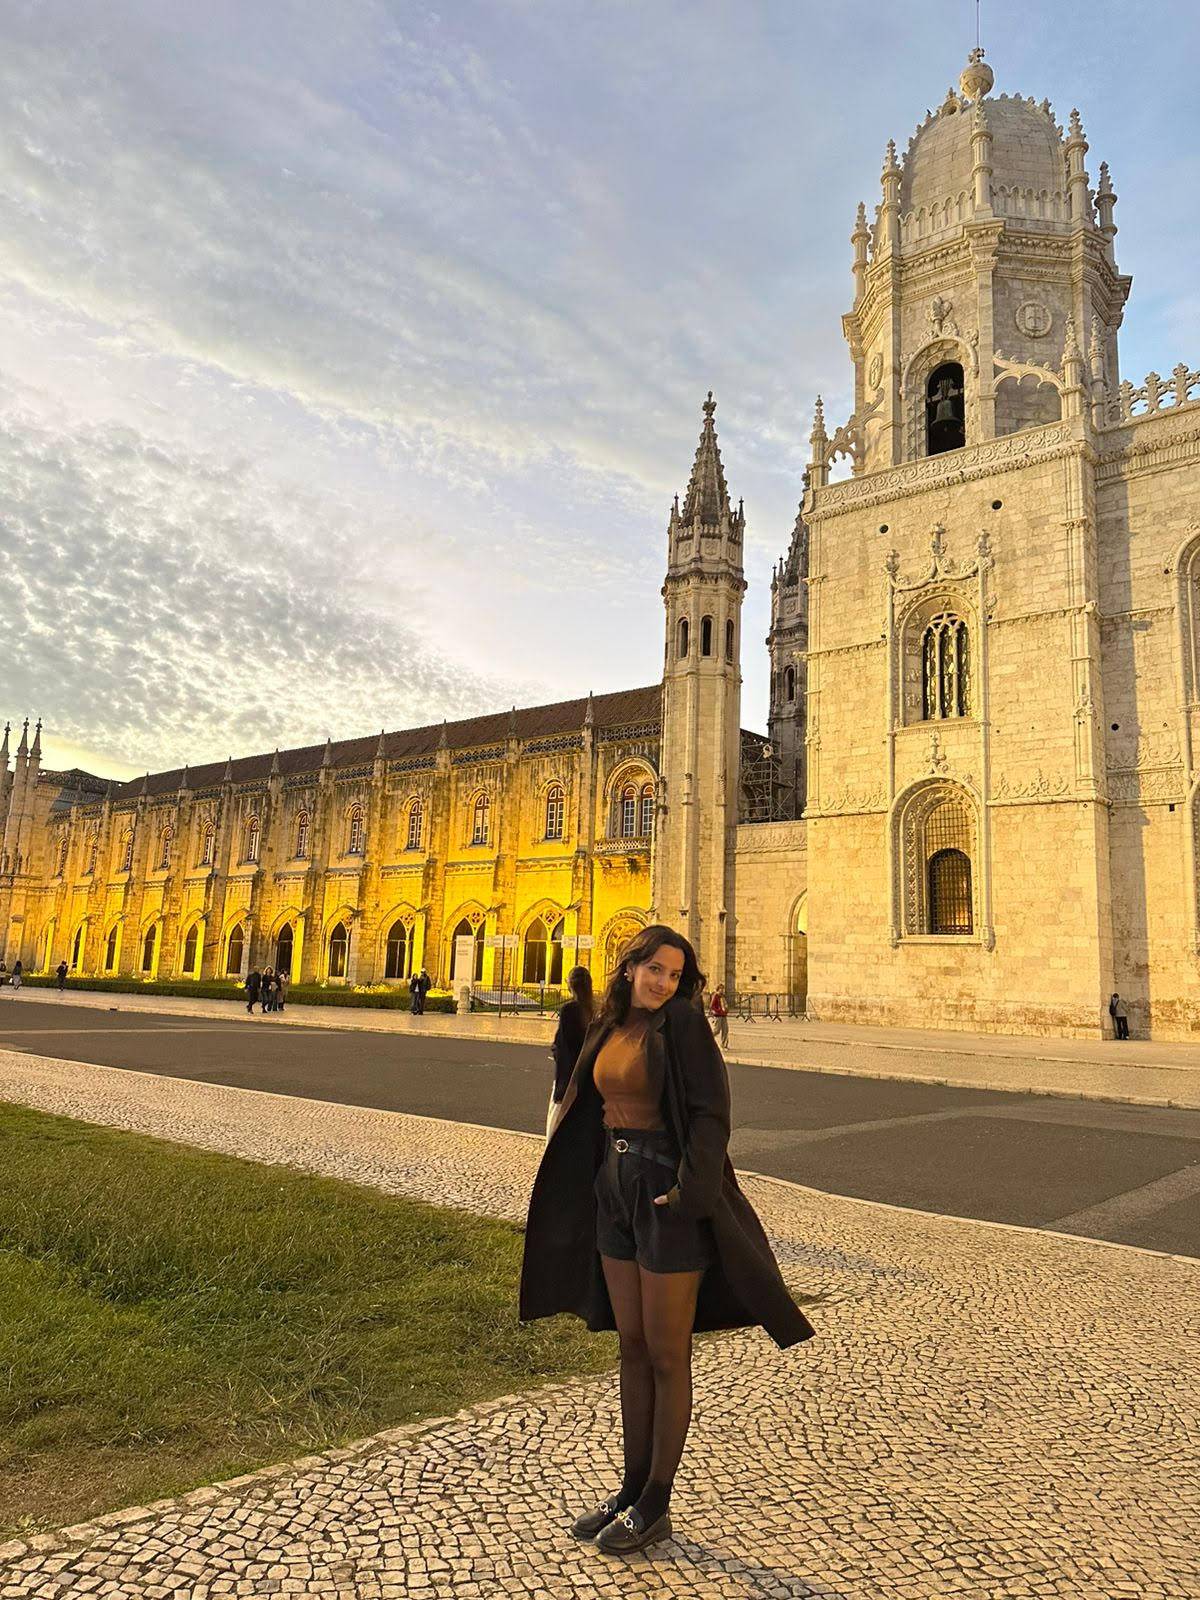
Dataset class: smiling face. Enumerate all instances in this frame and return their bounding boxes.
[625,942,685,1011]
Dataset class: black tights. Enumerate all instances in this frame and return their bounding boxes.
[600,1255,703,1524]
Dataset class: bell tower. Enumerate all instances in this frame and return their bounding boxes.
[651,393,746,983]
[826,47,1132,483]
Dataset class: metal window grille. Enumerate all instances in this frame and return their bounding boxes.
[295,813,310,857]
[245,818,260,861]
[406,803,422,850]
[200,826,215,866]
[640,789,654,836]
[927,847,973,934]
[158,829,173,870]
[348,808,365,854]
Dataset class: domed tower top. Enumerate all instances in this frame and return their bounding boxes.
[833,50,1132,475]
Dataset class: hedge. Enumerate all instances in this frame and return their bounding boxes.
[18,975,458,1013]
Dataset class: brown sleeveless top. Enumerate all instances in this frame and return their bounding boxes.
[593,1007,665,1131]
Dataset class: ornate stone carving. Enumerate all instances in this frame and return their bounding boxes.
[868,351,884,389]
[1015,301,1052,338]
[927,296,957,337]
[992,769,1069,800]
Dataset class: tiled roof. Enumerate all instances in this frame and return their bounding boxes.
[102,684,663,800]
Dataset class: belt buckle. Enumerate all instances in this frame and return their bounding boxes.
[613,1138,629,1153]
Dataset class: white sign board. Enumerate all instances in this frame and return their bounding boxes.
[454,935,477,980]
[573,935,594,949]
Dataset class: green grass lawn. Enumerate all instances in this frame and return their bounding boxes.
[0,1102,615,1539]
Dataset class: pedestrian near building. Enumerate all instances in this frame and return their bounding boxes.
[520,924,814,1556]
[547,965,594,1141]
[709,984,729,1048]
[276,970,289,1012]
[56,960,68,992]
[260,968,277,1014]
[244,967,261,1014]
[1109,992,1130,1040]
[10,959,22,991]
[410,967,431,1015]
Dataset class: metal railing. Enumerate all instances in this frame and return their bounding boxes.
[469,983,567,1017]
[727,992,807,1022]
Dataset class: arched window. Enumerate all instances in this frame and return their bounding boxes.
[640,784,654,837]
[726,618,735,661]
[471,793,490,846]
[56,836,68,876]
[157,827,174,871]
[294,811,310,858]
[182,922,200,976]
[384,919,410,980]
[701,615,714,656]
[523,917,549,983]
[677,616,690,658]
[328,920,350,978]
[896,783,977,939]
[620,784,637,837]
[921,614,970,719]
[926,362,965,455]
[244,816,261,862]
[275,923,294,977]
[544,785,565,840]
[347,806,365,855]
[547,918,564,985]
[225,922,245,976]
[785,665,796,703]
[141,923,158,974]
[119,829,133,873]
[928,849,973,934]
[449,917,485,982]
[104,923,119,972]
[199,823,216,867]
[406,800,423,851]
[72,923,85,969]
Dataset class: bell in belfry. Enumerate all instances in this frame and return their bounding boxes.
[926,361,966,454]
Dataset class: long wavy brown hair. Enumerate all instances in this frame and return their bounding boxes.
[600,923,705,1027]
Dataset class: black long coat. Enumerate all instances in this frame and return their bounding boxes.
[519,995,815,1350]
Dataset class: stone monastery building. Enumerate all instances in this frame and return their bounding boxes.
[4,51,1199,1039]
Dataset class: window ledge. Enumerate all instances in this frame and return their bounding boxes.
[898,933,982,945]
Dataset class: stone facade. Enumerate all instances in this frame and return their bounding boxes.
[0,693,663,992]
[3,50,1198,1039]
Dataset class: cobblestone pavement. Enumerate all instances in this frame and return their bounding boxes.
[1,1049,1197,1600]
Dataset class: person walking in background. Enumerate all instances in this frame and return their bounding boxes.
[10,959,22,991]
[261,967,277,1014]
[56,959,68,992]
[522,924,814,1556]
[276,969,289,1012]
[244,967,261,1014]
[547,966,594,1141]
[1109,992,1130,1040]
[709,984,729,1048]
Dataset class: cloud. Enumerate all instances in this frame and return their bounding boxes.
[0,380,531,770]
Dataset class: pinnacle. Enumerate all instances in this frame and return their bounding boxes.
[678,390,732,528]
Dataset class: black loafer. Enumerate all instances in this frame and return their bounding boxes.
[569,1493,622,1540]
[594,1505,672,1555]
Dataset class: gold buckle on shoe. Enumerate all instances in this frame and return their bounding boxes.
[613,1138,629,1153]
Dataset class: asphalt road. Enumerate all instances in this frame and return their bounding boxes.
[1,1000,1197,1257]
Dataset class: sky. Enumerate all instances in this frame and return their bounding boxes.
[2,0,1197,781]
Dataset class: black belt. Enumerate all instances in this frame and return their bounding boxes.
[605,1131,677,1172]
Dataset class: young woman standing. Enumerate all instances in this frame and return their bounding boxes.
[520,924,814,1556]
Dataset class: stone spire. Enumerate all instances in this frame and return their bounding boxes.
[30,720,42,762]
[270,748,281,776]
[222,755,234,784]
[677,392,738,531]
[0,723,9,767]
[322,736,333,768]
[16,720,28,760]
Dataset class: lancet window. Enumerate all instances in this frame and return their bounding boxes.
[471,793,490,846]
[294,811,310,858]
[544,785,565,840]
[347,805,365,855]
[406,800,423,851]
[921,614,970,719]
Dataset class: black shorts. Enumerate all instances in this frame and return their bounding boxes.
[593,1126,716,1275]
